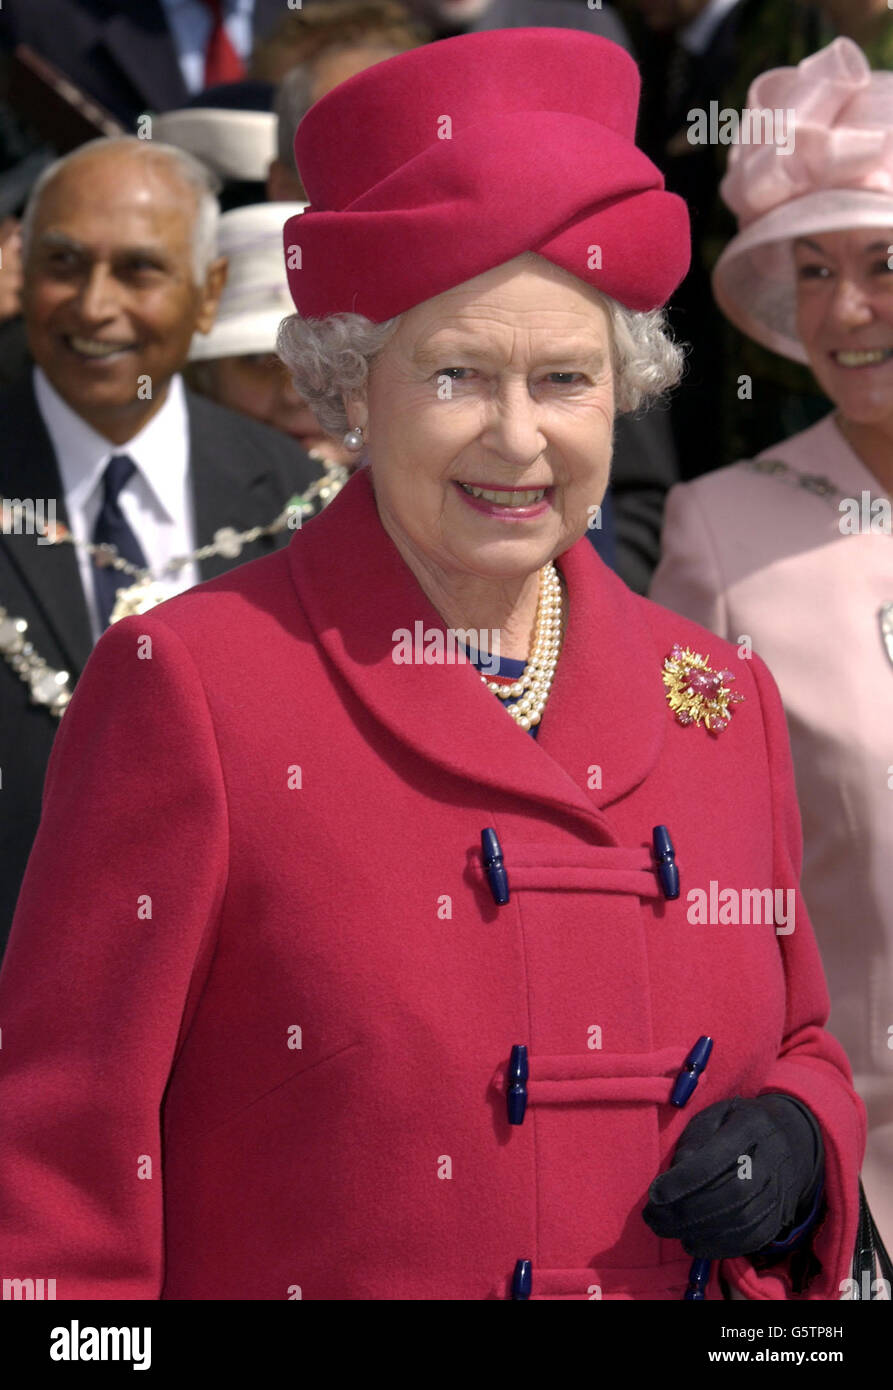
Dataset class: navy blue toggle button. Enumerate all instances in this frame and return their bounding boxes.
[684,1257,712,1300]
[507,1044,529,1125]
[671,1035,713,1107]
[652,825,680,900]
[482,827,509,905]
[511,1259,532,1299]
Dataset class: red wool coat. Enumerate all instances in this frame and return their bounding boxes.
[0,468,865,1300]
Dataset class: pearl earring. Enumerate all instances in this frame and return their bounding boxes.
[343,425,365,451]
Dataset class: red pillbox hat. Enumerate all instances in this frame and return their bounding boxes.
[283,27,690,321]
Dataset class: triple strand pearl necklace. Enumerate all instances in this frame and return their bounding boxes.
[480,561,564,730]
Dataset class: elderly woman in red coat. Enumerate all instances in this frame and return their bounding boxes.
[0,29,865,1301]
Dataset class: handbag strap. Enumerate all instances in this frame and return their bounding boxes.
[865,1182,893,1286]
[852,1180,893,1297]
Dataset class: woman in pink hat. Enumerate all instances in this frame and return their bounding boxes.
[653,36,892,1260]
[0,28,865,1301]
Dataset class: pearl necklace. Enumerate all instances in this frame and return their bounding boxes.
[480,562,563,730]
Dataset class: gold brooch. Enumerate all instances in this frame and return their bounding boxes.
[663,644,744,734]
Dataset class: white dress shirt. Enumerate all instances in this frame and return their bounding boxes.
[33,366,200,645]
[158,0,256,95]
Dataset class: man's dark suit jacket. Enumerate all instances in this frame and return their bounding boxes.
[0,371,321,956]
[0,0,285,125]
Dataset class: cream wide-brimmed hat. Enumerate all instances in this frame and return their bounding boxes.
[153,106,276,184]
[712,38,893,365]
[188,201,307,362]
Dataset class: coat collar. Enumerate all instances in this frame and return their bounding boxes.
[287,468,668,832]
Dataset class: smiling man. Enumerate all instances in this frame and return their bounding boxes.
[20,141,227,445]
[0,136,323,958]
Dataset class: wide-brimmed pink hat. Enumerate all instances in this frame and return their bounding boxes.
[712,37,893,364]
[282,28,690,322]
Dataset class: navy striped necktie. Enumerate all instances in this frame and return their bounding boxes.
[91,454,148,631]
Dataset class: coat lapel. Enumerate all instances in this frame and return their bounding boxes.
[0,375,94,676]
[287,468,668,829]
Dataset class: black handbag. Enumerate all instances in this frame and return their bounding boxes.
[851,1180,893,1299]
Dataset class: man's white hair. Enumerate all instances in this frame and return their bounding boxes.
[19,136,221,285]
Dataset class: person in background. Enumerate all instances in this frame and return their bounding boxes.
[816,0,893,53]
[403,0,491,32]
[184,201,354,468]
[404,0,631,48]
[0,213,22,321]
[162,8,426,469]
[0,213,27,384]
[0,79,282,386]
[0,0,286,127]
[181,4,428,462]
[251,0,428,90]
[263,1,426,202]
[0,135,322,960]
[619,0,833,478]
[621,0,893,477]
[651,38,893,1255]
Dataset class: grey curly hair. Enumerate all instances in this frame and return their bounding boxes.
[277,272,684,439]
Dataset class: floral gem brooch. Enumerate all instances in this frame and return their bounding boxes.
[662,644,745,734]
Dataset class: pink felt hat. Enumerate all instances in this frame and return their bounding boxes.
[713,37,893,364]
[281,27,690,322]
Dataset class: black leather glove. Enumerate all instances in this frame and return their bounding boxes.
[642,1093,824,1259]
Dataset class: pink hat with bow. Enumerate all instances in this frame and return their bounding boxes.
[712,37,893,363]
